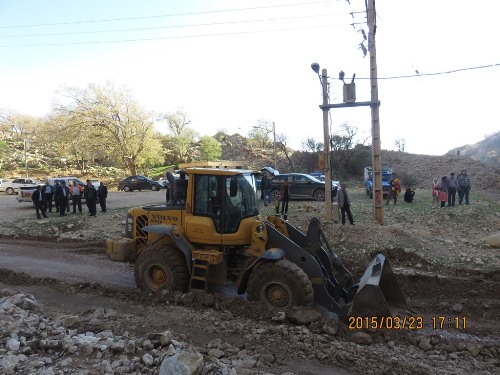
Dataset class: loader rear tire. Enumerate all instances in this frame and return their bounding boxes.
[247,259,314,309]
[134,245,189,293]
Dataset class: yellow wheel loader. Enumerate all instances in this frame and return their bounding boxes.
[107,168,406,321]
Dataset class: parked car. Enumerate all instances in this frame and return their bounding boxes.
[270,173,339,202]
[118,175,163,192]
[309,172,341,186]
[364,166,393,199]
[0,178,41,195]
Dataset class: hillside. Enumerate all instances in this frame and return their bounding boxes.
[382,150,500,203]
[445,131,500,170]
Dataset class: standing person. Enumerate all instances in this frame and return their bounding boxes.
[447,172,457,207]
[70,181,83,213]
[41,180,54,213]
[440,175,448,191]
[32,185,48,220]
[457,170,471,204]
[439,187,448,208]
[279,178,291,220]
[98,181,108,212]
[84,180,97,216]
[55,181,70,216]
[439,176,448,208]
[336,184,354,225]
[53,180,61,213]
[386,172,400,205]
[261,174,272,207]
[431,178,440,208]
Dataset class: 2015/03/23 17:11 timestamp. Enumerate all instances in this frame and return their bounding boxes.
[432,316,467,330]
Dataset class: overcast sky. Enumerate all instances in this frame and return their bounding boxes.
[1,0,499,156]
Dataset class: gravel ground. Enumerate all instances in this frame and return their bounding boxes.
[0,185,499,375]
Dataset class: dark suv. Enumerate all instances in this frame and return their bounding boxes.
[118,175,163,192]
[270,173,339,201]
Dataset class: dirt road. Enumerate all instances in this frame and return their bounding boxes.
[1,237,499,374]
[0,239,135,289]
[1,187,499,374]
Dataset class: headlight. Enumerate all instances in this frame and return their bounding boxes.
[125,214,133,237]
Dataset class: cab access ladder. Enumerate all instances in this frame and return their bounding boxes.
[190,249,224,290]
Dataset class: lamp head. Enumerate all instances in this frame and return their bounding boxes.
[339,71,345,82]
[311,62,320,74]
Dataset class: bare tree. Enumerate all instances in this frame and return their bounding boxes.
[395,138,407,152]
[248,119,274,149]
[276,133,294,171]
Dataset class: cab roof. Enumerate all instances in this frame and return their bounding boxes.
[184,167,254,176]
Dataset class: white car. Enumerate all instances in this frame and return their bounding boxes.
[0,178,41,195]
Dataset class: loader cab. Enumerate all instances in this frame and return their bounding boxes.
[186,169,259,244]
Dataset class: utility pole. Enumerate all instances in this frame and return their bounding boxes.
[24,138,29,178]
[272,122,277,170]
[368,0,383,224]
[321,69,332,221]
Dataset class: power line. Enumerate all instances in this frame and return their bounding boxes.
[0,13,351,39]
[328,63,500,80]
[0,23,348,48]
[0,0,339,29]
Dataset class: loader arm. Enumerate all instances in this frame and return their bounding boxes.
[264,216,407,320]
[263,221,349,320]
[267,217,358,301]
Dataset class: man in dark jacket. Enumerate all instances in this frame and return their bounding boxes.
[32,185,48,219]
[457,170,471,204]
[41,181,54,213]
[447,172,458,207]
[97,182,108,213]
[55,181,70,216]
[261,174,272,206]
[53,180,61,213]
[84,180,98,216]
[336,184,354,225]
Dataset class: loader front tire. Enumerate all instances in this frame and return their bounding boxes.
[134,245,189,293]
[247,259,314,309]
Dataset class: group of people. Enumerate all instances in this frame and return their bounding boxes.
[431,170,471,208]
[32,180,108,220]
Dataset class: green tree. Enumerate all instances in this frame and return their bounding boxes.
[53,82,163,175]
[164,109,196,163]
[198,135,222,161]
[0,140,10,169]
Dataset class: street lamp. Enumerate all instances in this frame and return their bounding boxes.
[311,63,333,221]
[24,138,30,178]
[271,122,277,170]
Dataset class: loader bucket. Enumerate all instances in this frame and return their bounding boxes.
[348,254,407,318]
